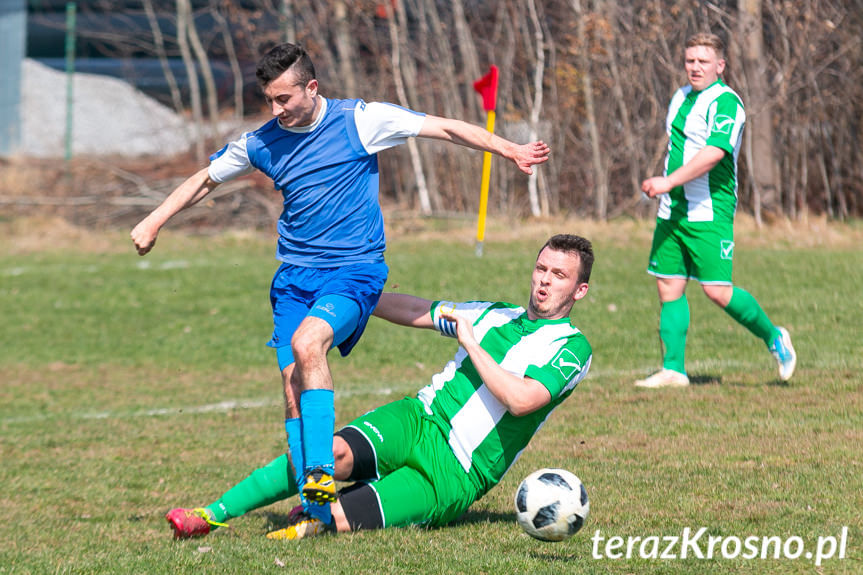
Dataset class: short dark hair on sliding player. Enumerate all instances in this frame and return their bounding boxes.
[539,234,594,284]
[256,43,316,89]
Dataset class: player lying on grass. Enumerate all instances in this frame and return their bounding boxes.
[166,234,594,540]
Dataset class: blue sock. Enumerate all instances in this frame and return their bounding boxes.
[299,389,336,477]
[307,501,333,525]
[284,418,307,506]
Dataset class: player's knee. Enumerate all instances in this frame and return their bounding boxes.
[291,320,333,365]
[333,435,353,480]
[290,329,326,367]
[703,284,732,307]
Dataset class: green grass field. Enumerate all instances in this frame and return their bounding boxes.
[1,219,861,574]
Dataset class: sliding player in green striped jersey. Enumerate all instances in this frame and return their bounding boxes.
[637,33,796,388]
[165,235,594,540]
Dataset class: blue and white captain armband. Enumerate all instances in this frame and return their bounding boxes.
[432,302,458,337]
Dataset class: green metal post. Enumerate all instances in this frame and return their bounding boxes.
[64,2,76,162]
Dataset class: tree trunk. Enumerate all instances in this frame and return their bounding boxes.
[186,1,220,129]
[739,0,779,220]
[526,0,547,216]
[212,3,243,120]
[453,0,482,121]
[602,0,641,204]
[386,0,432,214]
[176,0,205,162]
[571,0,608,220]
[280,0,296,44]
[142,0,184,116]
[333,0,356,97]
[421,0,462,119]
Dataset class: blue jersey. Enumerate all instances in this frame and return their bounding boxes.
[208,98,426,266]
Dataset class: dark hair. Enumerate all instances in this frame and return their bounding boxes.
[255,43,316,89]
[539,234,594,284]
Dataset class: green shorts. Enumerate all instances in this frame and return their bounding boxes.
[341,397,481,528]
[647,218,735,284]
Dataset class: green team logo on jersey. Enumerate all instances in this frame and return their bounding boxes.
[552,348,582,380]
[712,115,736,135]
[720,240,735,260]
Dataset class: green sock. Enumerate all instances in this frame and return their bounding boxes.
[659,294,689,374]
[723,287,779,346]
[205,454,298,524]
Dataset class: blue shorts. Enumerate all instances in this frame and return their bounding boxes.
[267,261,388,368]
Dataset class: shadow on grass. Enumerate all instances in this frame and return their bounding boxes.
[457,511,592,561]
[452,509,512,526]
[263,508,516,533]
[689,373,792,387]
[263,509,301,531]
[689,374,721,385]
[526,547,589,562]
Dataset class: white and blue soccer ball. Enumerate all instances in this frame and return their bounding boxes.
[514,468,589,542]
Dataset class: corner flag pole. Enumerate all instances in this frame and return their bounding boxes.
[473,65,499,257]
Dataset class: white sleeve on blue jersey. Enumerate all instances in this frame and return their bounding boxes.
[353,101,426,155]
[208,134,256,183]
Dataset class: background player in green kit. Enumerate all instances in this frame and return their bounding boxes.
[637,33,796,388]
[165,234,594,540]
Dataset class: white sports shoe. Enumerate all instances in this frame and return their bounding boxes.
[769,326,797,381]
[635,369,690,388]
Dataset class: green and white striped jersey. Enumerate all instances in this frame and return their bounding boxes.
[420,300,592,494]
[660,79,745,223]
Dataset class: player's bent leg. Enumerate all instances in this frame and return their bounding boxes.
[166,454,300,539]
[292,317,338,506]
[715,285,774,342]
[295,297,363,505]
[336,398,424,481]
[716,286,795,379]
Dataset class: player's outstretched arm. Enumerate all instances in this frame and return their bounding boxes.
[131,167,221,255]
[373,292,435,329]
[418,115,550,175]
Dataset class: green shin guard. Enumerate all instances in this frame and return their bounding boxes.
[723,287,778,345]
[659,295,689,374]
[206,454,298,523]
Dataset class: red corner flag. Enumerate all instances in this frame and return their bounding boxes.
[473,65,499,112]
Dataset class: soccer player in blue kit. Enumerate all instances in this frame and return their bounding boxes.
[131,43,551,529]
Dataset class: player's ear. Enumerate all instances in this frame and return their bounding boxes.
[306,79,318,97]
[571,282,589,302]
